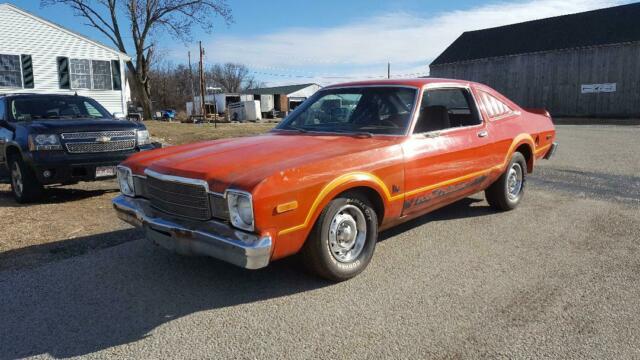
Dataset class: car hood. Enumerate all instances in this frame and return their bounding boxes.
[132,132,401,193]
[25,119,141,133]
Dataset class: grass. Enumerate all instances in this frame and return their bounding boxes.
[145,121,276,146]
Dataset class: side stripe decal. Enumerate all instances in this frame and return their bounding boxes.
[277,134,535,236]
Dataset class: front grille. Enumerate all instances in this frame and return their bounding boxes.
[146,174,211,220]
[61,130,136,140]
[66,139,136,153]
[62,130,137,154]
[210,193,230,220]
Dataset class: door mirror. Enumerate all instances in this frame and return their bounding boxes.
[113,112,126,119]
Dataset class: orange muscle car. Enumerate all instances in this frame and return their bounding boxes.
[113,78,557,281]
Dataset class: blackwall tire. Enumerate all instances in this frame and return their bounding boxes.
[299,192,378,282]
[9,156,43,203]
[485,152,527,211]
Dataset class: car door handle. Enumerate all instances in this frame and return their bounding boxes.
[477,130,489,138]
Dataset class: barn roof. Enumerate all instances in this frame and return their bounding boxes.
[244,83,318,95]
[430,2,640,66]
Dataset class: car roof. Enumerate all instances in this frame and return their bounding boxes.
[1,93,90,99]
[323,78,479,89]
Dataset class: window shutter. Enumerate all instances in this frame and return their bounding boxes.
[57,56,70,89]
[20,55,34,88]
[111,60,122,90]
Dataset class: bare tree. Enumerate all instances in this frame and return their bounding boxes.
[42,0,232,119]
[208,63,261,93]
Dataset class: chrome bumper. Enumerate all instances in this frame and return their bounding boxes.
[112,195,272,269]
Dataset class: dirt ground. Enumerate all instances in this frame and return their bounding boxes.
[0,121,276,269]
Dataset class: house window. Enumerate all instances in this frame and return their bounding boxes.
[69,58,112,90]
[0,54,22,88]
[92,60,112,90]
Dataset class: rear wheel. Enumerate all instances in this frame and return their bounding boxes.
[300,192,378,281]
[9,156,43,203]
[485,152,527,211]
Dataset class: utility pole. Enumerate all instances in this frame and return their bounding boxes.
[387,62,391,79]
[188,51,195,108]
[199,41,206,122]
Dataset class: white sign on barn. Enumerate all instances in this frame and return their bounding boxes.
[581,83,617,94]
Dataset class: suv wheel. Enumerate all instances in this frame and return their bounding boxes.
[9,156,43,203]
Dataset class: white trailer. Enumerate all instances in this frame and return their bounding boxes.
[228,101,262,122]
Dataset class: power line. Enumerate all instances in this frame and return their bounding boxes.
[248,69,429,80]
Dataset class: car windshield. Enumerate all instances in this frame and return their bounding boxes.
[276,86,418,135]
[9,96,112,121]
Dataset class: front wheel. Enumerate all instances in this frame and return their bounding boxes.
[9,156,43,203]
[485,152,527,211]
[299,193,378,281]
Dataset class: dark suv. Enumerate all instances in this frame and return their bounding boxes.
[0,94,154,202]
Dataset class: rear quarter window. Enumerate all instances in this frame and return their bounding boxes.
[479,91,514,120]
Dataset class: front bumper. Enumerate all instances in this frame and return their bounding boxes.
[112,195,272,269]
[26,145,155,184]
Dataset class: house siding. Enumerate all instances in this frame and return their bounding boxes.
[0,4,128,114]
[429,43,640,117]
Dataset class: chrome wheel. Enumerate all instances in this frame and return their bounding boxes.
[11,162,23,198]
[328,204,367,263]
[507,162,523,200]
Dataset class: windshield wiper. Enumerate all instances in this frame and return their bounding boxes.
[284,126,308,133]
[332,129,373,138]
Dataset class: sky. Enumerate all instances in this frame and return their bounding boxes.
[8,0,632,86]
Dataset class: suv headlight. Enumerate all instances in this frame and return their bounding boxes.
[136,129,151,146]
[226,190,254,231]
[116,166,135,196]
[28,134,62,151]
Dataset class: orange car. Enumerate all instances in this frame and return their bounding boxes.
[113,78,557,281]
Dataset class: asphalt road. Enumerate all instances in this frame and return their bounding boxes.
[1,125,639,359]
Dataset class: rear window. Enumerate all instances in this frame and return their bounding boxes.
[9,96,111,121]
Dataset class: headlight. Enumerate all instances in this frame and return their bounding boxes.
[136,129,151,146]
[116,166,135,196]
[226,190,254,231]
[28,134,62,151]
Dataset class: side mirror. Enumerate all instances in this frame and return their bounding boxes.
[113,112,126,119]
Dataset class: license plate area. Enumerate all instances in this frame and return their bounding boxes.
[96,166,116,178]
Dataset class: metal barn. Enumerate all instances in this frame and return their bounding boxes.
[429,3,640,118]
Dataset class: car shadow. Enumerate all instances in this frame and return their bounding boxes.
[379,197,492,241]
[0,195,494,359]
[0,184,119,207]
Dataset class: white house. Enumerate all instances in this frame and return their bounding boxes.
[0,3,131,114]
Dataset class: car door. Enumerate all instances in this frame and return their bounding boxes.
[401,85,496,216]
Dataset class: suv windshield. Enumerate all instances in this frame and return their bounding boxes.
[9,96,112,121]
[276,86,418,135]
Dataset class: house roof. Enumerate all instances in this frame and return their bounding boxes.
[430,2,640,66]
[0,3,131,60]
[244,83,318,95]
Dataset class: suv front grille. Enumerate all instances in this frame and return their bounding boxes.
[146,173,211,221]
[61,130,137,154]
[61,130,136,140]
[66,139,135,153]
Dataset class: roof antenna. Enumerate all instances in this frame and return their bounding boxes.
[74,91,78,96]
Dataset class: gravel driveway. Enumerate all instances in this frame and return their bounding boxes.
[0,125,638,359]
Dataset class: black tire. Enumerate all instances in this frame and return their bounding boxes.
[485,152,527,211]
[299,192,378,281]
[9,156,43,203]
